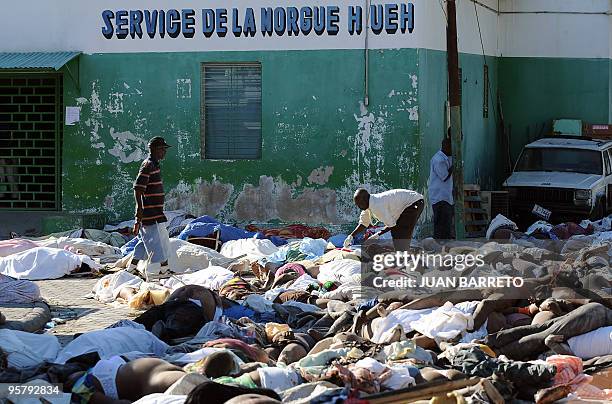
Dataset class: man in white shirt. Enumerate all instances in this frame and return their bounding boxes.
[344,188,424,251]
[429,136,454,239]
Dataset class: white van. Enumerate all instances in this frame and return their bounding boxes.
[503,136,612,226]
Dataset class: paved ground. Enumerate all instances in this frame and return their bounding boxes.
[34,277,138,346]
[0,211,57,240]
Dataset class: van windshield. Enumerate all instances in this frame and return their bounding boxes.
[515,148,602,175]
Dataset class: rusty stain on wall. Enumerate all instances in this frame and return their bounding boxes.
[165,179,234,217]
[62,51,430,226]
[234,176,338,223]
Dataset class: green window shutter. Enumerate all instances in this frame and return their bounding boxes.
[201,63,262,160]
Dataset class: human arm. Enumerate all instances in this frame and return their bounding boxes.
[349,224,367,239]
[132,161,150,235]
[445,164,453,181]
[377,226,391,235]
[433,156,453,182]
[344,209,373,247]
[344,224,368,248]
[368,226,391,240]
[133,189,145,235]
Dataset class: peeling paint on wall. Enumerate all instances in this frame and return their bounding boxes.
[234,176,337,223]
[353,101,387,185]
[107,128,146,164]
[408,106,419,121]
[166,179,234,217]
[307,166,334,185]
[107,92,124,113]
[234,176,276,221]
[63,50,427,227]
[176,79,192,99]
[102,166,134,219]
[410,74,418,89]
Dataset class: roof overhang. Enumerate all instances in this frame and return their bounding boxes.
[0,51,81,70]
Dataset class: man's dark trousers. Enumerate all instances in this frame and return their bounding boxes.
[433,201,454,239]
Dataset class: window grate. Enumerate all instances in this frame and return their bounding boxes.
[201,63,262,160]
[0,73,62,210]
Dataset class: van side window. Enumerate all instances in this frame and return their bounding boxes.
[607,150,612,176]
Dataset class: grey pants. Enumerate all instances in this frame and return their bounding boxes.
[485,303,612,360]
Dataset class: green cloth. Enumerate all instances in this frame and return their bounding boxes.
[214,373,258,389]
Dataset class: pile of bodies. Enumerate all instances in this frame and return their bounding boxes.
[0,212,610,403]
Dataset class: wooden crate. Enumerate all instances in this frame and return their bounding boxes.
[464,184,487,238]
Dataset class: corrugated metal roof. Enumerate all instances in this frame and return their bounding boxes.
[0,52,81,70]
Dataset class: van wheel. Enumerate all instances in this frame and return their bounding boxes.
[591,197,606,220]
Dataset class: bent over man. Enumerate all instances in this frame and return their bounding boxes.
[345,188,424,251]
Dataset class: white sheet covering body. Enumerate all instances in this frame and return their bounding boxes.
[55,327,169,364]
[161,266,234,291]
[0,273,41,303]
[0,330,61,368]
[317,259,361,284]
[0,247,100,280]
[220,238,280,261]
[567,326,612,360]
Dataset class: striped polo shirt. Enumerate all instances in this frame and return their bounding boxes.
[133,157,167,225]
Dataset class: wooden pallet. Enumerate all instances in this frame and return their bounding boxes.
[481,191,510,222]
[464,184,487,238]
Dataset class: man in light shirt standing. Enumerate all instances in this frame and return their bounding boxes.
[344,188,425,251]
[429,136,454,239]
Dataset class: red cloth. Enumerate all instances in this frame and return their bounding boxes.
[275,263,306,280]
[551,222,594,240]
[547,355,584,386]
[204,338,269,363]
[517,306,531,316]
[245,224,331,240]
[546,355,612,400]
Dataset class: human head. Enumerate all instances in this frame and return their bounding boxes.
[278,343,307,365]
[200,351,236,378]
[184,381,281,404]
[353,188,370,210]
[148,136,171,161]
[225,394,281,404]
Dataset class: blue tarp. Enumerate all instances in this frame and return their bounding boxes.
[177,216,287,246]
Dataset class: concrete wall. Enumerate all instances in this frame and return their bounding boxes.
[1,0,499,55]
[0,0,503,229]
[62,49,423,225]
[498,0,612,161]
[5,0,610,230]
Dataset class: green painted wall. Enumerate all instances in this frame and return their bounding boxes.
[499,57,611,160]
[62,49,422,226]
[417,50,502,232]
[60,48,506,230]
[418,50,502,194]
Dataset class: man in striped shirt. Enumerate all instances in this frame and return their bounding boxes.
[132,137,172,273]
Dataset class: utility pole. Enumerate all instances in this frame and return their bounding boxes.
[446,0,465,239]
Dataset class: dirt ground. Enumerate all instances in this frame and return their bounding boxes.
[35,277,138,346]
